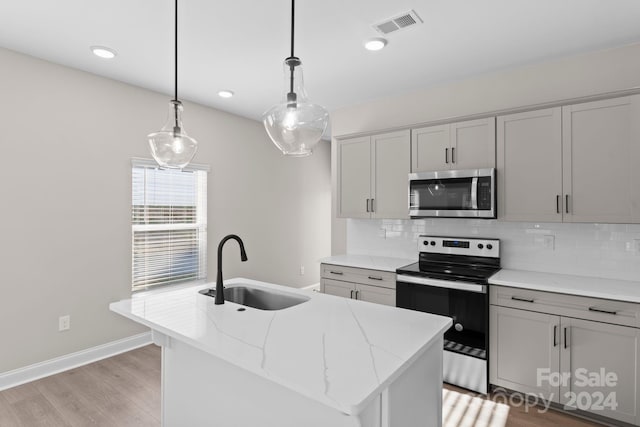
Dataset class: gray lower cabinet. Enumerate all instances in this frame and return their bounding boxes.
[559,317,639,424]
[320,263,396,307]
[490,286,640,425]
[490,306,560,402]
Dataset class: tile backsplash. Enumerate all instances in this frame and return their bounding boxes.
[347,219,640,282]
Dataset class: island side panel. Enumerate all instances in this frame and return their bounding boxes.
[384,336,444,427]
[161,336,379,427]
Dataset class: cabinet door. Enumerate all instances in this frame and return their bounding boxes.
[321,278,354,299]
[371,130,410,219]
[497,108,563,222]
[450,117,496,169]
[562,95,640,223]
[337,136,371,218]
[490,306,560,402]
[560,318,640,425]
[355,283,395,306]
[411,124,450,172]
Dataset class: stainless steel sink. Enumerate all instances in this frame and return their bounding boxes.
[199,285,309,310]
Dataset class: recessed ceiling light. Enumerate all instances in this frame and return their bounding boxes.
[364,38,387,51]
[90,46,117,59]
[218,90,234,98]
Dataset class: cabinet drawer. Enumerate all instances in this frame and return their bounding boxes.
[321,264,396,289]
[490,285,640,328]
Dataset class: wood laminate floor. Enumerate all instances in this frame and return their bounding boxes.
[0,345,604,427]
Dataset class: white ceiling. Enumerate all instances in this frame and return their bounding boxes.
[2,0,640,124]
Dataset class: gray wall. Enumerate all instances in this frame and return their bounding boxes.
[0,47,331,373]
[330,42,640,255]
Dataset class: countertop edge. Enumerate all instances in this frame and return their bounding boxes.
[347,316,452,414]
[489,269,640,303]
[319,255,416,273]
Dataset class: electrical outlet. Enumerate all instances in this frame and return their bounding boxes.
[533,235,555,249]
[59,315,70,332]
[299,266,305,276]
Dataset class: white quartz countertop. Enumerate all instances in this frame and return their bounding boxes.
[319,254,415,272]
[490,269,640,303]
[110,278,451,415]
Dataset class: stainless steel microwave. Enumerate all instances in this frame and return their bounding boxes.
[408,168,496,218]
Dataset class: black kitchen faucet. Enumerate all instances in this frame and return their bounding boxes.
[215,234,248,305]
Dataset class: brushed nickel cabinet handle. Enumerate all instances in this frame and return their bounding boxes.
[329,271,343,275]
[564,327,568,349]
[350,289,354,299]
[553,325,557,347]
[589,307,618,315]
[371,198,375,213]
[556,195,560,214]
[451,147,456,163]
[368,276,383,281]
[565,195,569,214]
[366,198,370,212]
[355,290,360,300]
[511,296,534,303]
[445,148,449,164]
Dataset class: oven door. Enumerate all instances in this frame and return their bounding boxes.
[396,275,488,358]
[408,168,495,218]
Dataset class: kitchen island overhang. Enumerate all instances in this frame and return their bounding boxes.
[110,278,452,426]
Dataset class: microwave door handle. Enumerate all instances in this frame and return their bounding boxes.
[471,177,478,209]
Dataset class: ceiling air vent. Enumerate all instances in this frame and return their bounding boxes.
[373,10,422,35]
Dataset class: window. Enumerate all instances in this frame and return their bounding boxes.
[131,158,208,290]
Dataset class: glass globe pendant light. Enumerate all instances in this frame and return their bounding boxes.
[262,0,329,157]
[147,0,197,169]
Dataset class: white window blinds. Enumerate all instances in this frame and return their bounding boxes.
[131,159,208,291]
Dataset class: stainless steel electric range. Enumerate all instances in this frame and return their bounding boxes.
[396,235,501,394]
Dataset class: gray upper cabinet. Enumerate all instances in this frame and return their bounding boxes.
[337,130,410,219]
[562,95,640,223]
[411,117,496,173]
[337,136,371,218]
[411,124,450,172]
[497,107,563,222]
[498,94,640,223]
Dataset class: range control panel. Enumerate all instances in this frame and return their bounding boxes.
[418,236,500,258]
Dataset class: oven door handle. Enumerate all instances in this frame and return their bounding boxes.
[396,274,486,293]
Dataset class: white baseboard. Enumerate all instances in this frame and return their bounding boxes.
[0,331,152,392]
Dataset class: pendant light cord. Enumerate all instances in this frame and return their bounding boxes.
[174,0,178,102]
[290,0,295,58]
[287,0,296,98]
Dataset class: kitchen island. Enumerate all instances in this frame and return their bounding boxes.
[110,278,451,427]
